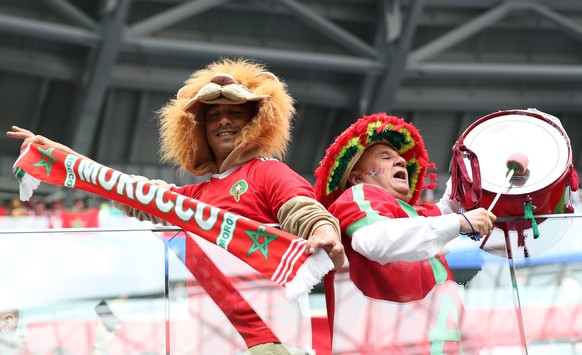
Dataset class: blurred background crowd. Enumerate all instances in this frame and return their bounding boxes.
[0,194,123,228]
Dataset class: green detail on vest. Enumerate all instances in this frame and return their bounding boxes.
[430,257,448,285]
[397,199,418,217]
[398,199,448,284]
[346,184,387,236]
[428,294,463,354]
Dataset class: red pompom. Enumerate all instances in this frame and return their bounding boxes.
[569,165,579,192]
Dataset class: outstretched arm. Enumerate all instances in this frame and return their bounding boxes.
[7,126,176,225]
[6,126,90,160]
[333,184,496,264]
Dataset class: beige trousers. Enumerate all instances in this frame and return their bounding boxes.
[247,342,297,355]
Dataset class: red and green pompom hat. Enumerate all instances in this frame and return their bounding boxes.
[314,112,437,208]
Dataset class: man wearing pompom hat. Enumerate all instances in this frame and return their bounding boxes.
[314,112,496,354]
[8,58,344,354]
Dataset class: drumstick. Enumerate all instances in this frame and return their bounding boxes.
[487,152,529,212]
[481,152,530,250]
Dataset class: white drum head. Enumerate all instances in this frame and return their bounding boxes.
[463,113,570,195]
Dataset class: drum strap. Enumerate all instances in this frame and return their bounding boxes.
[450,142,482,210]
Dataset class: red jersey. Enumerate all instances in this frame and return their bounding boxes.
[173,158,316,225]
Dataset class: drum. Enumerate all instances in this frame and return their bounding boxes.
[451,109,579,257]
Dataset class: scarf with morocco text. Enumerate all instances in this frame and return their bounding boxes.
[12,142,333,301]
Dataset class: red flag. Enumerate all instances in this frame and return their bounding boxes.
[60,208,100,228]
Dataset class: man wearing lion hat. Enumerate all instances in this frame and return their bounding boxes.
[7,58,344,354]
[154,58,345,354]
[154,58,343,266]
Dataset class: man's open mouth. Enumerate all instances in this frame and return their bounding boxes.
[393,171,406,180]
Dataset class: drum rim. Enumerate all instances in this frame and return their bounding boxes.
[460,109,568,142]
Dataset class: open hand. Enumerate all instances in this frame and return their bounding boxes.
[6,126,84,158]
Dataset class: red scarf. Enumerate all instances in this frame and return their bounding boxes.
[13,143,333,301]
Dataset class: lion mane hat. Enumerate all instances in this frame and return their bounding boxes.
[314,113,437,208]
[158,58,295,176]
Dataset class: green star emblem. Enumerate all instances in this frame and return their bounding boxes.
[246,226,278,259]
[33,147,58,176]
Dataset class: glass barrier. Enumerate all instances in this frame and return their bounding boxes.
[0,215,313,355]
[1,208,582,354]
[444,212,582,355]
[0,226,174,354]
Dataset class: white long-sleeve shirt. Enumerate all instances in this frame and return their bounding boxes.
[329,180,461,264]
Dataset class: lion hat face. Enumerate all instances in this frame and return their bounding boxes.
[158,58,295,176]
